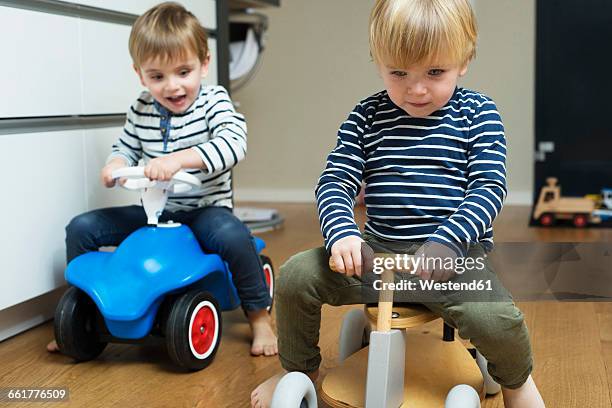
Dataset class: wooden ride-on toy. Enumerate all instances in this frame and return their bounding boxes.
[271,255,501,408]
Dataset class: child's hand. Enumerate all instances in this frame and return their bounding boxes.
[330,235,365,277]
[413,241,458,282]
[144,156,181,181]
[100,159,127,188]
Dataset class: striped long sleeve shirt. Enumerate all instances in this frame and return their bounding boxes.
[316,88,507,255]
[108,85,246,210]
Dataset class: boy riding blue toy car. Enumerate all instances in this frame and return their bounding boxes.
[54,167,274,370]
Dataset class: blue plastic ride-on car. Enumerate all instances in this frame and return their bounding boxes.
[54,167,274,371]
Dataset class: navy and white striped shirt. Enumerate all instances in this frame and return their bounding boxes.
[316,88,507,255]
[108,85,246,210]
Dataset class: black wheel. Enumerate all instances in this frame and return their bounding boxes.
[260,255,275,313]
[54,287,107,362]
[165,290,222,371]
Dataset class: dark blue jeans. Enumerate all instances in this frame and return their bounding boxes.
[65,205,271,311]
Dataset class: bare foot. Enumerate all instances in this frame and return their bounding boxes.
[46,339,59,353]
[251,370,318,408]
[251,372,285,408]
[247,309,278,356]
[502,375,545,407]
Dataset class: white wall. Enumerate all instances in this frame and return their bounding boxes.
[233,0,535,205]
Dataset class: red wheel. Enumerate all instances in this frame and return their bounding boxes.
[166,290,221,370]
[539,213,555,226]
[189,301,219,359]
[573,214,588,228]
[260,255,275,313]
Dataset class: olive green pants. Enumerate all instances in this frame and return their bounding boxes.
[275,234,533,389]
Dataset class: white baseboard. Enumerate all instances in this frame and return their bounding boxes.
[234,188,315,203]
[0,287,65,341]
[506,190,533,206]
[235,188,534,206]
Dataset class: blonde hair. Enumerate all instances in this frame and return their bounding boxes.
[369,0,477,68]
[129,2,209,68]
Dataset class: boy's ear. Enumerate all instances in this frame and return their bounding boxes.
[133,64,147,87]
[459,63,469,77]
[200,52,211,78]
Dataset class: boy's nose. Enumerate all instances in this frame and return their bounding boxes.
[409,81,427,96]
[165,77,180,91]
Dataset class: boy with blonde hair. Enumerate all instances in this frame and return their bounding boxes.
[252,0,545,406]
[48,2,277,357]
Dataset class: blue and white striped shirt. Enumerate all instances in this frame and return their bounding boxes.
[108,85,247,210]
[316,88,507,255]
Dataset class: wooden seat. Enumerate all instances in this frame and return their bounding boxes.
[364,303,439,329]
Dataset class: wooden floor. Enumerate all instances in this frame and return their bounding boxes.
[1,204,611,407]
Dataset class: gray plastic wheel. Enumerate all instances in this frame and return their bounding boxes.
[338,308,371,362]
[270,372,317,408]
[475,350,502,395]
[445,384,481,408]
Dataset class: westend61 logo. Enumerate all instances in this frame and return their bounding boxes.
[372,253,486,275]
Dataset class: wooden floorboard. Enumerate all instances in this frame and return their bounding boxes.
[0,204,610,407]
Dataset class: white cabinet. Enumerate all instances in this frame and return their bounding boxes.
[70,0,168,15]
[71,0,217,29]
[80,20,143,114]
[189,0,218,30]
[0,0,223,339]
[0,126,140,313]
[0,130,87,310]
[0,7,82,117]
[83,127,140,209]
[0,2,219,118]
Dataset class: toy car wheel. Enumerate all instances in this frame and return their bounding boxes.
[166,290,221,371]
[54,287,107,362]
[338,309,371,362]
[444,384,481,407]
[260,255,275,313]
[271,372,317,408]
[539,213,555,226]
[573,214,588,228]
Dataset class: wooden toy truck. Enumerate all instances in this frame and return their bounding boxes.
[533,177,600,227]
